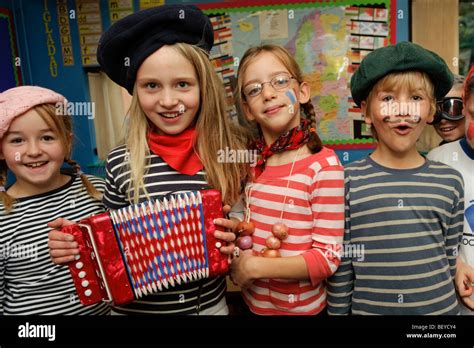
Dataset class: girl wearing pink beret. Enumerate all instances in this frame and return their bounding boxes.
[0,85,109,315]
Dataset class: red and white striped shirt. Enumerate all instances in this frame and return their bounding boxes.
[236,147,345,315]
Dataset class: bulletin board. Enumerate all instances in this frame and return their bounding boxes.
[199,0,396,147]
[460,0,474,76]
[0,8,22,91]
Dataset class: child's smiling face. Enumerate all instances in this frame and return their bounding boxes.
[135,45,201,135]
[241,52,310,145]
[0,109,67,196]
[433,87,465,143]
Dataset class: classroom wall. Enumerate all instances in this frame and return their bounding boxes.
[2,0,411,172]
[412,0,459,153]
[0,0,11,11]
[0,0,17,90]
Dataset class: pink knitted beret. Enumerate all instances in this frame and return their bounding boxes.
[0,86,67,138]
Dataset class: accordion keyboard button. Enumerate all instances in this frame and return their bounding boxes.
[74,254,80,260]
[215,242,222,249]
[75,262,84,269]
[81,280,90,287]
[84,289,92,297]
[78,271,86,278]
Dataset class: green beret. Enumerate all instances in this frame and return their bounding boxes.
[351,41,453,107]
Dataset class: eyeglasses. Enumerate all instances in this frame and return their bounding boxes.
[243,74,295,98]
[432,97,464,123]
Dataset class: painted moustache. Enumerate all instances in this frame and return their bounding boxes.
[383,115,421,124]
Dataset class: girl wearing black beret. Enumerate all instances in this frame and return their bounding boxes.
[48,5,250,315]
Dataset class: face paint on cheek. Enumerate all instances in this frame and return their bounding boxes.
[285,90,296,105]
[285,90,297,115]
[467,121,474,141]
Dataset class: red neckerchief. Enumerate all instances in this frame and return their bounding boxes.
[147,128,203,176]
[251,119,311,179]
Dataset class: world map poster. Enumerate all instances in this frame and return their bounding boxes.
[206,1,391,142]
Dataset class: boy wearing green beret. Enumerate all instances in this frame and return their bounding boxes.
[327,41,465,315]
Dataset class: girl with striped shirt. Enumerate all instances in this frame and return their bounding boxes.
[228,45,345,315]
[48,5,249,315]
[0,86,109,315]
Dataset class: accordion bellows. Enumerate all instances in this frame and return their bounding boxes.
[63,190,228,306]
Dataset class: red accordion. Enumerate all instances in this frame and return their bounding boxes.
[63,190,228,306]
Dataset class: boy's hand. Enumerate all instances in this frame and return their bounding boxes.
[213,204,239,255]
[47,218,79,264]
[455,257,474,310]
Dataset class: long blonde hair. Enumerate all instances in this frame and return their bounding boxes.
[236,44,322,153]
[0,104,102,212]
[126,43,249,205]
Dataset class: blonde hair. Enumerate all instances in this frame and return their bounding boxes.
[0,104,102,212]
[236,44,322,153]
[126,43,249,205]
[364,70,436,139]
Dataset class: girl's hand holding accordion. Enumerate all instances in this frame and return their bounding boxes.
[48,218,80,264]
[212,204,240,256]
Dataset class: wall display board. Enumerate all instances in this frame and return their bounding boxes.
[460,0,474,75]
[0,7,22,90]
[200,0,396,148]
[56,0,74,66]
[76,0,103,66]
[108,0,134,24]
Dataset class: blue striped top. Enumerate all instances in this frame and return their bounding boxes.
[327,156,464,315]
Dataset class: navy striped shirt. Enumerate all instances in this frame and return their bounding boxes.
[103,145,226,314]
[0,175,110,315]
[327,156,464,315]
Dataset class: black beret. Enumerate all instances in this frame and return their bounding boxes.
[351,41,453,107]
[97,4,214,95]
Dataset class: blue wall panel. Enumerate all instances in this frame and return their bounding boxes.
[6,0,99,173]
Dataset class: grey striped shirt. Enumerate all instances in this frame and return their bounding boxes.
[327,156,464,315]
